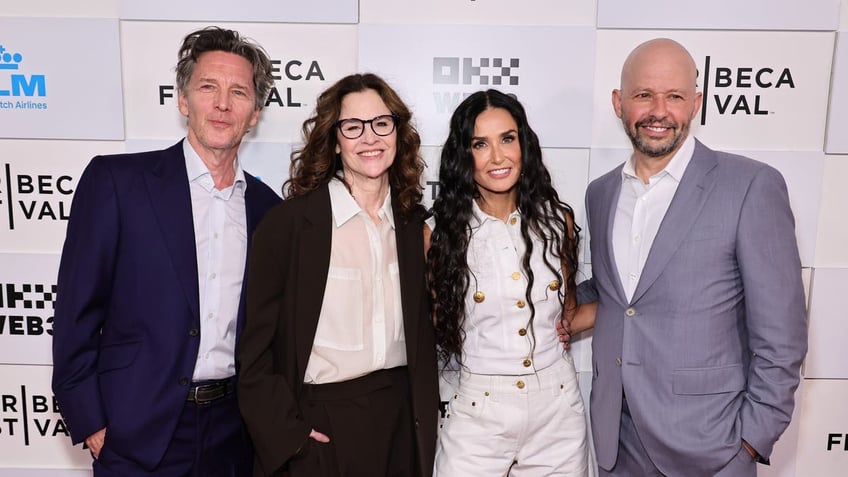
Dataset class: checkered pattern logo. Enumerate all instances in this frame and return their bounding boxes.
[433,57,520,86]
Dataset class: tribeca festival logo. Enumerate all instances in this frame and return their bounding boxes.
[159,58,327,108]
[0,385,70,445]
[699,55,795,125]
[0,43,47,111]
[1,163,74,230]
[432,57,520,114]
[0,281,56,338]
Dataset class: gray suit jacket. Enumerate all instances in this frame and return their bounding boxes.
[584,139,807,475]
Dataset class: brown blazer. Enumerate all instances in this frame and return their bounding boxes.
[237,182,439,477]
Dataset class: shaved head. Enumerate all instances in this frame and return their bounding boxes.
[620,38,698,92]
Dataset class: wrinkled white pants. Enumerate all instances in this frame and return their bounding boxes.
[435,355,589,476]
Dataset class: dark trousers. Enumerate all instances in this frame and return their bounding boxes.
[287,367,418,477]
[94,382,253,477]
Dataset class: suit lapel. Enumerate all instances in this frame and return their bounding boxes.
[294,185,333,373]
[144,141,200,321]
[595,168,628,305]
[394,200,423,369]
[630,140,718,303]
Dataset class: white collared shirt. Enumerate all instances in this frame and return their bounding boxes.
[429,201,565,375]
[183,140,248,381]
[304,178,407,384]
[612,136,695,302]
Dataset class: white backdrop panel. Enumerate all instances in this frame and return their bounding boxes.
[0,364,90,469]
[814,156,848,267]
[592,30,834,152]
[124,139,290,198]
[360,0,595,26]
[359,24,596,148]
[0,253,58,366]
[0,18,124,140]
[795,379,848,474]
[119,0,358,23]
[121,21,358,143]
[825,32,848,153]
[597,0,840,31]
[0,0,117,17]
[804,267,848,379]
[0,140,124,253]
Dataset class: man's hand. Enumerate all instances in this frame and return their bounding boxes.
[85,428,106,459]
[742,439,759,461]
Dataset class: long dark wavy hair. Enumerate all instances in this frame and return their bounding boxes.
[284,73,424,219]
[428,89,580,368]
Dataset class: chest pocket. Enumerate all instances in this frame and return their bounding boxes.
[314,267,364,351]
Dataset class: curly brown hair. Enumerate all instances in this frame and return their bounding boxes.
[284,73,424,219]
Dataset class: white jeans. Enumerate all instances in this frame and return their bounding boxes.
[435,355,589,476]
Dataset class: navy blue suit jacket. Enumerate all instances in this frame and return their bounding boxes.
[52,140,280,470]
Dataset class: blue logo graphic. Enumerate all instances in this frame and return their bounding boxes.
[0,44,47,104]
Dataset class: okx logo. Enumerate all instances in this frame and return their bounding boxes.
[699,55,795,125]
[0,282,56,337]
[1,163,75,230]
[432,57,521,114]
[0,43,48,111]
[433,57,520,86]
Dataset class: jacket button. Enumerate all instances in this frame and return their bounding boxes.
[516,299,526,308]
[518,328,527,336]
[511,272,521,280]
[189,328,199,336]
[179,377,189,386]
[549,280,560,291]
[522,359,532,367]
[615,357,622,366]
[625,308,636,317]
[516,380,525,389]
[473,291,485,303]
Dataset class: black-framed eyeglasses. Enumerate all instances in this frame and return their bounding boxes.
[335,114,398,139]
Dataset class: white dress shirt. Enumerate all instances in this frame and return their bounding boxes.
[612,136,695,302]
[304,178,407,384]
[184,140,247,381]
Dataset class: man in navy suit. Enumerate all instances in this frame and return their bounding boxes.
[52,27,280,476]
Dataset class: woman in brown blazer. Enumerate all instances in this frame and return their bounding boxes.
[237,73,438,477]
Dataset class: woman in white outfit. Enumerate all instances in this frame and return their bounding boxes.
[426,89,589,476]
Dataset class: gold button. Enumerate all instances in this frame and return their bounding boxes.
[484,391,490,396]
[509,217,518,225]
[511,272,521,280]
[522,359,531,367]
[516,299,525,308]
[549,280,560,291]
[516,380,525,389]
[518,328,527,336]
[616,357,622,366]
[625,307,636,317]
[473,291,485,303]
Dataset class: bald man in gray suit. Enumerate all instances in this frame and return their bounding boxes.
[580,38,808,476]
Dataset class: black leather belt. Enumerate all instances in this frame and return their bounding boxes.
[186,378,234,404]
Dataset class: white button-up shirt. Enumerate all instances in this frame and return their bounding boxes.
[184,140,248,381]
[612,136,695,302]
[304,178,407,384]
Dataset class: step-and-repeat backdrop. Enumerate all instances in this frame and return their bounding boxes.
[2,1,847,475]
